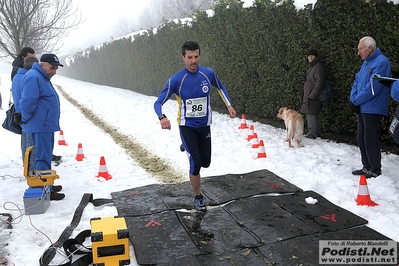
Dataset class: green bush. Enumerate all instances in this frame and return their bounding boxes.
[60,0,399,153]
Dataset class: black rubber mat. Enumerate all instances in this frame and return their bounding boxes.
[223,191,368,244]
[155,255,201,266]
[224,196,317,244]
[111,184,167,216]
[193,249,268,266]
[125,212,199,265]
[111,169,302,216]
[257,226,398,266]
[201,169,302,204]
[270,191,368,232]
[176,207,261,254]
[111,182,197,216]
[112,170,397,265]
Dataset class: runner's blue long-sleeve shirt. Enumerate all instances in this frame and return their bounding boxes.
[154,66,232,127]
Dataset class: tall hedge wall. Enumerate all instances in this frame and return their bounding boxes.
[60,0,399,153]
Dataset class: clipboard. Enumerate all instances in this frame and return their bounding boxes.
[373,75,398,87]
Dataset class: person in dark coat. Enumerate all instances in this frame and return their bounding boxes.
[300,49,326,139]
[11,47,35,81]
[12,57,39,172]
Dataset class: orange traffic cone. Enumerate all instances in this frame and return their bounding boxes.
[356,175,378,206]
[251,132,260,148]
[256,140,267,158]
[58,130,68,146]
[238,114,249,129]
[75,143,85,161]
[96,156,112,180]
[246,125,254,141]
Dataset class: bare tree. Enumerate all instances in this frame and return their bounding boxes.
[138,4,163,30]
[117,16,138,37]
[0,0,81,60]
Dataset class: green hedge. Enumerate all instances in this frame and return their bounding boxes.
[60,0,399,153]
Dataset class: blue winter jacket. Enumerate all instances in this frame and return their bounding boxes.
[350,48,391,116]
[20,62,60,133]
[12,67,28,112]
[392,80,399,102]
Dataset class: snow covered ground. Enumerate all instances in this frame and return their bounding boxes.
[0,72,398,265]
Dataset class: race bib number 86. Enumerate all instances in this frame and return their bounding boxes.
[186,97,207,117]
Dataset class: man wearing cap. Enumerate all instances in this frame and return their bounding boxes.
[11,47,62,163]
[300,48,326,139]
[19,54,65,200]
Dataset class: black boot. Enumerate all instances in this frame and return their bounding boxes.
[50,191,65,201]
[52,154,62,161]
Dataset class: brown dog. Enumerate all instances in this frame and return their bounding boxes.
[277,107,304,148]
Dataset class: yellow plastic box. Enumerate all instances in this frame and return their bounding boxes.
[90,216,130,266]
[24,145,59,187]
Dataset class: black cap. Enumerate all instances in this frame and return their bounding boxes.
[40,54,64,67]
[306,49,318,57]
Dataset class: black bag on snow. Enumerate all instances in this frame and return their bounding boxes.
[2,103,22,134]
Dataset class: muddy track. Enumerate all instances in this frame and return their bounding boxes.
[55,85,185,184]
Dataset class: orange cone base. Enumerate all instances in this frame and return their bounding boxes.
[97,173,113,181]
[76,155,84,161]
[356,175,378,206]
[238,123,249,129]
[58,140,68,146]
[356,197,378,206]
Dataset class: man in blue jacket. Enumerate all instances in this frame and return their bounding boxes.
[154,41,236,211]
[350,36,391,179]
[19,54,65,200]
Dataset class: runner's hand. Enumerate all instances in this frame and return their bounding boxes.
[160,118,171,130]
[228,105,236,118]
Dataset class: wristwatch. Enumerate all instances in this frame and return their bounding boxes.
[158,114,167,121]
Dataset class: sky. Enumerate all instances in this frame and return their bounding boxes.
[60,0,150,55]
[60,0,318,56]
[0,69,399,264]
